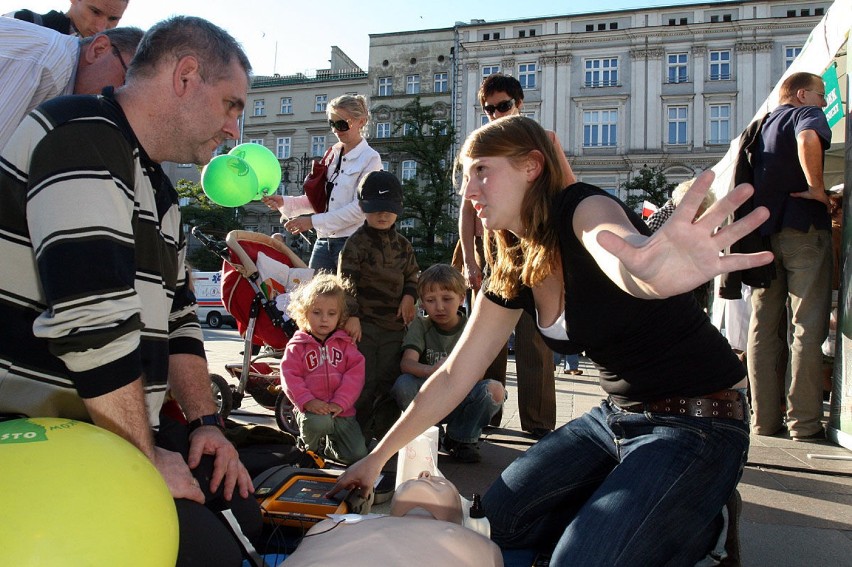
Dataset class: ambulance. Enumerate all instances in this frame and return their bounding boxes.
[191,271,235,328]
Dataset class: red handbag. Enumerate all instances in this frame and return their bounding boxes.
[303,146,337,213]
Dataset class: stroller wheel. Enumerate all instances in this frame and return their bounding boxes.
[209,373,234,418]
[274,393,299,437]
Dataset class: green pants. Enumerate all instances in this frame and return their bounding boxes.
[354,321,404,440]
[295,410,368,465]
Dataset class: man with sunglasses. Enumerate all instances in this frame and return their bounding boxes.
[747,71,834,442]
[0,17,142,150]
[457,72,574,440]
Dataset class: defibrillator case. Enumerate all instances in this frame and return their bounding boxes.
[254,466,372,528]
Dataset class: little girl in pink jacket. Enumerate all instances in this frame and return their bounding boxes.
[281,273,367,464]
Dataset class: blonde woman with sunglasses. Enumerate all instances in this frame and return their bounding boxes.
[263,94,381,271]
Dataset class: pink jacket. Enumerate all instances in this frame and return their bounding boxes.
[280,329,365,417]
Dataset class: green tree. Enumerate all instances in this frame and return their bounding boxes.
[393,97,457,268]
[620,165,676,212]
[176,177,243,271]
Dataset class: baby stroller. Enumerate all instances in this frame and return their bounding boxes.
[193,228,313,436]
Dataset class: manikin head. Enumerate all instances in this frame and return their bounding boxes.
[390,471,463,525]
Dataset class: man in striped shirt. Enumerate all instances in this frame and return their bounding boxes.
[0,16,258,566]
[0,17,143,151]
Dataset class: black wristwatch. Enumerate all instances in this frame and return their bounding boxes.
[187,413,226,433]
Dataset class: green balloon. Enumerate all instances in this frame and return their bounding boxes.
[201,155,258,207]
[228,143,282,199]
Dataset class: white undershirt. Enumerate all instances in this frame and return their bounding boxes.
[537,308,569,341]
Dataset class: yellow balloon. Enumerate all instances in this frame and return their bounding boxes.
[0,418,178,567]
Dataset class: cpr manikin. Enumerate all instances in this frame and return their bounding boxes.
[283,472,502,566]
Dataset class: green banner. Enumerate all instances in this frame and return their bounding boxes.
[822,65,843,127]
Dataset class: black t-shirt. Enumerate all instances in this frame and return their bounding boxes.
[484,183,744,404]
[753,104,832,236]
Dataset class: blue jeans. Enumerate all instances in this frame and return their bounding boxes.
[309,237,348,272]
[391,374,505,443]
[484,399,749,566]
[554,353,579,372]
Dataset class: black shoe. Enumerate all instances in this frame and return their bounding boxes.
[443,437,482,463]
[528,427,552,440]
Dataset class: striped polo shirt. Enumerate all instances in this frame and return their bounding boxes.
[0,90,205,426]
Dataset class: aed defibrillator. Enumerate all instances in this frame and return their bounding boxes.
[254,466,372,528]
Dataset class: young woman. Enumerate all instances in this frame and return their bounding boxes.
[263,94,382,271]
[331,116,772,565]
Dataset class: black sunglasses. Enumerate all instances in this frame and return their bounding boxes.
[329,118,351,132]
[483,99,515,116]
[112,45,128,74]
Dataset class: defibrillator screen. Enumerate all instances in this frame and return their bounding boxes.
[275,479,338,506]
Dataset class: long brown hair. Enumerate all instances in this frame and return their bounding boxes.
[459,116,566,299]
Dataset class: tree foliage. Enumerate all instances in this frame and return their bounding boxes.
[393,97,458,268]
[176,177,243,271]
[621,165,676,212]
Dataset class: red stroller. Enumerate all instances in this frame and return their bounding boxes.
[193,228,313,436]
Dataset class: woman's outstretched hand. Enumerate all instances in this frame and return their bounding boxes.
[596,170,774,298]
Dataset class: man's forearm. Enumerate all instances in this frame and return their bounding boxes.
[167,353,217,421]
[459,199,477,263]
[797,129,826,190]
[83,378,156,460]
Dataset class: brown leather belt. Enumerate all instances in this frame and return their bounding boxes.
[619,389,745,420]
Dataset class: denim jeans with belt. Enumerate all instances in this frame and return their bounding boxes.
[391,375,505,443]
[483,399,749,566]
[309,237,348,272]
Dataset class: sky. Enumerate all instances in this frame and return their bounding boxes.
[2,0,732,76]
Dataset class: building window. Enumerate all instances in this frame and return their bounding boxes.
[667,106,688,145]
[667,53,688,83]
[406,74,421,95]
[482,65,500,79]
[584,58,618,87]
[280,97,292,114]
[276,137,291,159]
[402,123,416,136]
[253,99,265,116]
[378,77,393,96]
[249,138,264,145]
[431,120,448,135]
[708,103,731,144]
[311,136,326,157]
[583,109,618,147]
[315,94,327,112]
[518,30,526,38]
[480,114,489,127]
[709,50,731,81]
[434,72,448,93]
[483,33,490,40]
[785,46,802,69]
[376,122,391,139]
[381,161,390,171]
[401,160,417,181]
[518,63,537,89]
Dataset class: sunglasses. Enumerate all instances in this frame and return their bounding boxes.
[329,118,351,132]
[483,99,515,116]
[112,45,128,74]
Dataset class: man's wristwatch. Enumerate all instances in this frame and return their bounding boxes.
[187,413,226,433]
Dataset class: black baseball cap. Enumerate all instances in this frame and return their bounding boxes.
[358,170,404,215]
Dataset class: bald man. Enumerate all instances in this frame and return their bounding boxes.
[0,17,143,150]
